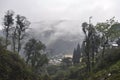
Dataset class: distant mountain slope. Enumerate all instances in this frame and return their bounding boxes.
[29,20,84,55]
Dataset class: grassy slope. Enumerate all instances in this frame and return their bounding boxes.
[89,59,120,80]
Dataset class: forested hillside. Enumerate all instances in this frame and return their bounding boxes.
[0,10,120,80]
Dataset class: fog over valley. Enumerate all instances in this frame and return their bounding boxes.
[29,20,84,54]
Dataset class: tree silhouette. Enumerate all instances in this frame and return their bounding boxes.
[16,15,30,53]
[72,44,81,64]
[3,10,14,48]
[24,38,48,74]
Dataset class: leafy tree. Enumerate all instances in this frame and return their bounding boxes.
[2,10,30,53]
[96,17,120,57]
[16,15,30,53]
[0,45,38,80]
[3,10,14,48]
[24,38,48,74]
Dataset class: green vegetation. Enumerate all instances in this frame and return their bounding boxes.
[89,48,120,80]
[0,10,49,80]
[1,10,120,80]
[46,48,120,80]
[24,38,49,74]
[46,17,120,80]
[0,46,37,80]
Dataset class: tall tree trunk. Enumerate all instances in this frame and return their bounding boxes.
[86,38,91,72]
[18,32,21,53]
[102,45,105,58]
[92,48,95,67]
[92,40,95,67]
[12,36,16,52]
[18,36,21,53]
[5,28,9,49]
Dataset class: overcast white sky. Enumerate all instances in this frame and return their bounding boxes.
[0,0,120,29]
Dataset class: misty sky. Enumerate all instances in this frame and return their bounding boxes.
[0,0,120,54]
[0,0,120,29]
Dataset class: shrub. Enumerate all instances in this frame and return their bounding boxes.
[0,48,38,80]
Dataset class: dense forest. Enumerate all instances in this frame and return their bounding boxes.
[1,10,120,80]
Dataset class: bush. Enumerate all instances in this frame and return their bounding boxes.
[94,48,120,71]
[0,48,38,80]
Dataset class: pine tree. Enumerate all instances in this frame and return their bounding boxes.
[72,44,81,64]
[72,48,77,64]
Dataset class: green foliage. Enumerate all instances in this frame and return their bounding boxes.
[0,48,38,80]
[24,38,48,74]
[16,14,30,52]
[0,37,6,49]
[94,48,120,71]
[81,20,100,72]
[49,64,87,80]
[52,70,68,80]
[62,57,72,68]
[3,10,14,48]
[47,65,60,76]
[40,74,52,80]
[96,18,120,41]
[88,60,120,80]
[2,11,120,80]
[3,10,14,27]
[2,10,30,52]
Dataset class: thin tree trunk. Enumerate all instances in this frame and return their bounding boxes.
[18,32,21,53]
[5,28,9,49]
[102,45,105,58]
[18,37,21,53]
[92,43,95,67]
[86,38,91,72]
[12,36,16,52]
[92,52,94,67]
